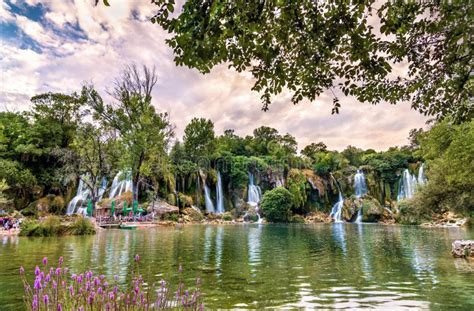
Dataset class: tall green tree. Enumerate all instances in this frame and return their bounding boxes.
[148,0,472,121]
[88,65,174,198]
[183,117,216,162]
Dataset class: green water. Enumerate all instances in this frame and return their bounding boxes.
[1,224,473,309]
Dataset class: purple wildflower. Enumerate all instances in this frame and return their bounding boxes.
[55,267,61,276]
[45,273,51,282]
[57,303,62,311]
[42,257,48,266]
[43,294,49,305]
[105,303,111,310]
[32,295,38,310]
[114,275,119,282]
[52,280,57,289]
[108,292,114,300]
[19,266,24,275]
[35,266,40,276]
[34,278,42,290]
[134,254,140,263]
[58,256,63,266]
[97,287,103,295]
[68,285,74,297]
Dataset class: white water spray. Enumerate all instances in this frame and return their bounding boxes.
[216,171,225,214]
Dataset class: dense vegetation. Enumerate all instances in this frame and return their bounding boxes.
[0,65,472,224]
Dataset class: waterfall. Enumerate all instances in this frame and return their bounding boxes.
[97,177,107,201]
[354,170,368,199]
[203,177,215,213]
[418,163,426,185]
[216,171,225,213]
[247,172,262,205]
[330,191,344,223]
[66,178,91,215]
[354,170,367,223]
[397,169,418,201]
[109,171,133,199]
[397,164,427,201]
[245,172,263,223]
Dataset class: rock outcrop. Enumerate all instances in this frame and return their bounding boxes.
[452,240,474,258]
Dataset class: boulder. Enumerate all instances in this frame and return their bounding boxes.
[305,211,332,223]
[243,205,260,222]
[182,207,204,222]
[452,240,474,258]
[148,200,179,217]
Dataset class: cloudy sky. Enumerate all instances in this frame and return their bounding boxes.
[0,0,428,151]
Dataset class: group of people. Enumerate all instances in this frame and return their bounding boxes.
[0,217,21,232]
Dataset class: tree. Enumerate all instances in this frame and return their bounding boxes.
[260,187,294,222]
[341,145,365,167]
[56,123,119,207]
[148,0,472,121]
[301,142,328,159]
[0,179,11,209]
[252,126,280,155]
[183,118,216,161]
[410,118,474,216]
[88,65,174,199]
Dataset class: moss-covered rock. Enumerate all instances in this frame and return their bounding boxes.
[182,207,204,222]
[178,193,194,208]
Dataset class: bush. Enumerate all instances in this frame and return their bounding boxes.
[50,196,66,214]
[260,187,294,222]
[163,213,179,222]
[222,212,233,221]
[20,216,62,237]
[397,199,425,225]
[66,216,96,235]
[20,216,96,236]
[290,214,305,223]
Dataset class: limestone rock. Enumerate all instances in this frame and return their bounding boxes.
[452,240,474,258]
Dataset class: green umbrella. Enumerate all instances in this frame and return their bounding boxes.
[133,200,138,216]
[111,200,116,216]
[123,201,128,216]
[86,200,93,217]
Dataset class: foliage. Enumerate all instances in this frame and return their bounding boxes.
[19,255,203,310]
[260,187,294,222]
[19,216,96,236]
[88,65,174,197]
[301,142,327,159]
[287,169,308,214]
[413,119,474,216]
[66,216,96,235]
[20,216,62,237]
[0,179,10,208]
[151,0,473,121]
[183,118,216,161]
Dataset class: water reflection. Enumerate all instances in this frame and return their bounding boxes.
[1,224,473,309]
[332,223,347,255]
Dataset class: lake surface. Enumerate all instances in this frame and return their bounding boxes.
[1,224,473,309]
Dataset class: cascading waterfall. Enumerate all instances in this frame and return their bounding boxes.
[246,172,263,223]
[397,169,418,201]
[216,171,225,214]
[97,177,107,201]
[203,177,215,213]
[109,171,133,199]
[418,163,426,185]
[397,164,427,201]
[354,170,367,223]
[330,191,344,223]
[354,170,368,199]
[66,178,91,215]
